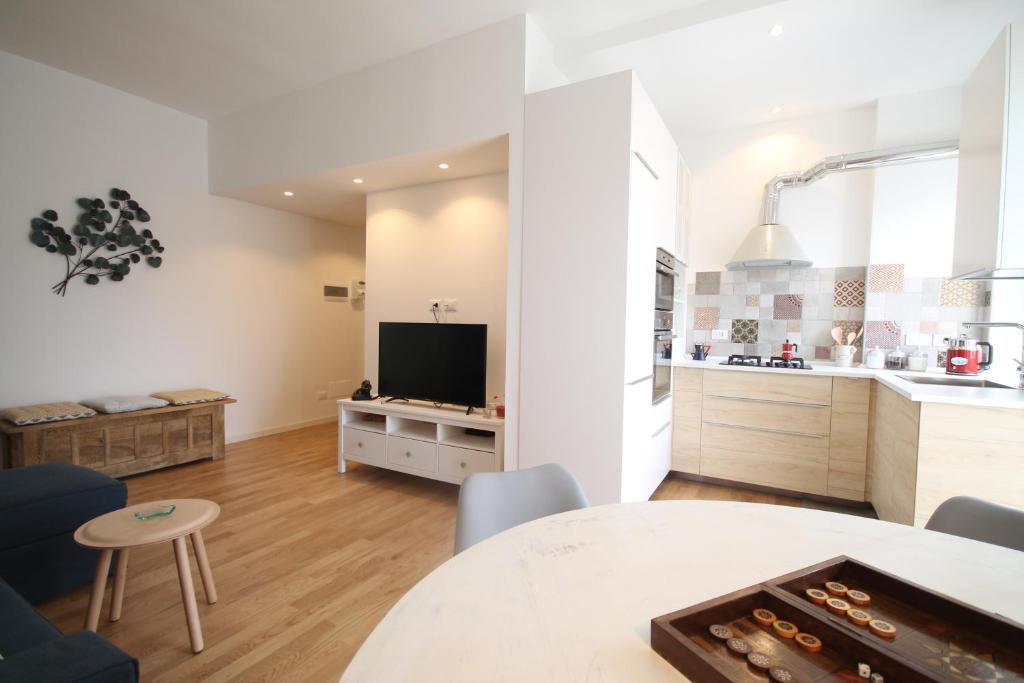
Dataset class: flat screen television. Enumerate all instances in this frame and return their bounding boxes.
[378,322,487,408]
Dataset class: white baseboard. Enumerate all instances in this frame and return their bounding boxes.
[226,415,335,445]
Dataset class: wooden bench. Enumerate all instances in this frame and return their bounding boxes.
[0,399,235,477]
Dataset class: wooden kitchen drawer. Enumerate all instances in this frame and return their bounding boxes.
[701,396,831,436]
[671,388,702,475]
[700,422,828,495]
[828,377,870,501]
[702,370,832,406]
[438,445,495,480]
[387,434,438,472]
[342,426,386,466]
[673,367,703,394]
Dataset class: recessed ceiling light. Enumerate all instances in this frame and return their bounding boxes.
[769,24,784,37]
[353,178,364,184]
[438,163,449,169]
[283,191,294,196]
[770,105,783,114]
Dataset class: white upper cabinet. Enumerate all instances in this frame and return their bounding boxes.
[953,24,1024,279]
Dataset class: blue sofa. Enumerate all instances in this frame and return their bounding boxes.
[0,578,138,682]
[0,463,137,682]
[0,463,127,603]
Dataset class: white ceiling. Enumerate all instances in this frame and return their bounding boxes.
[223,136,509,226]
[562,0,1024,136]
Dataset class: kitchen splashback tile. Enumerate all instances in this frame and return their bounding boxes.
[832,320,863,345]
[787,320,801,333]
[833,279,866,307]
[868,263,905,293]
[835,266,867,281]
[731,319,759,343]
[940,279,984,307]
[815,345,832,360]
[865,320,901,349]
[695,271,721,295]
[694,307,719,330]
[773,294,803,320]
[745,294,759,307]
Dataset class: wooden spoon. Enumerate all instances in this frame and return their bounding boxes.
[831,327,845,345]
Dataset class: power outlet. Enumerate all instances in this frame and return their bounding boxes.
[428,299,441,312]
[316,390,328,401]
[711,329,729,341]
[442,298,458,312]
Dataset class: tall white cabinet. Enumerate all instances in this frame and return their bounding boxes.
[519,71,679,505]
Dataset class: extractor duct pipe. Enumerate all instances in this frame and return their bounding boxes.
[760,140,960,225]
[728,140,960,270]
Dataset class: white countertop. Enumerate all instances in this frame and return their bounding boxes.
[675,356,1024,410]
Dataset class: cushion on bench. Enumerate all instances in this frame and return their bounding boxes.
[150,388,229,405]
[0,402,96,426]
[79,395,169,414]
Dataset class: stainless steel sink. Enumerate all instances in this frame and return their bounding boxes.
[896,374,1015,389]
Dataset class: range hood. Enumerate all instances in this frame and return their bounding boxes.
[727,140,959,270]
[952,25,1024,280]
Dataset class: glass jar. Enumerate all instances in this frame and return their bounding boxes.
[885,347,908,370]
[907,347,929,372]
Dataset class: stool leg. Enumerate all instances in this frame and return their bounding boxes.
[173,536,204,653]
[85,549,113,631]
[110,548,130,622]
[191,530,218,604]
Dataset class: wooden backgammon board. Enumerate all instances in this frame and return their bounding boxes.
[651,556,1024,682]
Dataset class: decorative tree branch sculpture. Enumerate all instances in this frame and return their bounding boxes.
[29,188,164,296]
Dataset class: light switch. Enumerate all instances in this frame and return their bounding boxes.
[442,299,458,312]
[711,329,729,341]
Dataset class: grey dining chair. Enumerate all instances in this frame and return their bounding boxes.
[925,496,1024,553]
[454,463,590,554]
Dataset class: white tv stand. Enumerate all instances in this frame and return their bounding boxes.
[338,398,505,484]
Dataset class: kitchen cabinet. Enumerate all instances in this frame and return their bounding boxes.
[669,369,870,502]
[519,71,679,505]
[953,23,1024,279]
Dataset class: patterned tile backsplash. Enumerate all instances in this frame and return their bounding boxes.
[684,266,991,364]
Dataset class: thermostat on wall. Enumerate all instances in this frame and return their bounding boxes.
[324,285,349,301]
[352,279,366,299]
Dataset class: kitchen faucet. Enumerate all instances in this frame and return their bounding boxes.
[963,322,1024,390]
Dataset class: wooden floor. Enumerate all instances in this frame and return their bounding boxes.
[37,422,824,682]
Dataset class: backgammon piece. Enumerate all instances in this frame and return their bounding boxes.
[752,608,777,626]
[825,581,848,596]
[825,597,851,616]
[747,652,772,671]
[868,619,897,639]
[805,588,829,605]
[726,637,751,656]
[795,632,822,653]
[858,662,871,678]
[846,608,872,626]
[847,589,871,606]
[769,666,795,682]
[772,620,798,638]
[708,624,733,641]
[870,674,884,683]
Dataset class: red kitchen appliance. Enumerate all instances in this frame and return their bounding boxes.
[781,339,799,361]
[945,335,993,375]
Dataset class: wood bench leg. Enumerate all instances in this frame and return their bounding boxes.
[85,548,113,631]
[173,536,204,653]
[190,530,217,604]
[110,548,130,622]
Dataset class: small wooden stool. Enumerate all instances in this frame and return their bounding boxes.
[74,498,220,653]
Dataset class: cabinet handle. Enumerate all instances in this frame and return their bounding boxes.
[405,451,411,457]
[633,150,659,179]
[704,421,828,438]
[627,374,655,386]
[357,441,363,448]
[460,461,467,469]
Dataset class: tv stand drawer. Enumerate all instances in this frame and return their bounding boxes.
[343,427,386,465]
[438,445,496,480]
[388,435,438,472]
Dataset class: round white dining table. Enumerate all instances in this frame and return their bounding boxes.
[341,501,1024,682]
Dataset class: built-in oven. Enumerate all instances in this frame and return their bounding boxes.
[652,248,680,404]
[653,331,673,403]
[655,248,677,312]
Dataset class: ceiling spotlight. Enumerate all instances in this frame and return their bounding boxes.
[283,191,294,197]
[769,24,784,37]
[353,178,364,184]
[770,105,783,114]
[438,163,449,169]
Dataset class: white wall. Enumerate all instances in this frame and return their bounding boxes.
[209,16,527,464]
[364,174,508,401]
[525,15,570,94]
[868,87,962,277]
[680,106,877,276]
[0,50,365,443]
